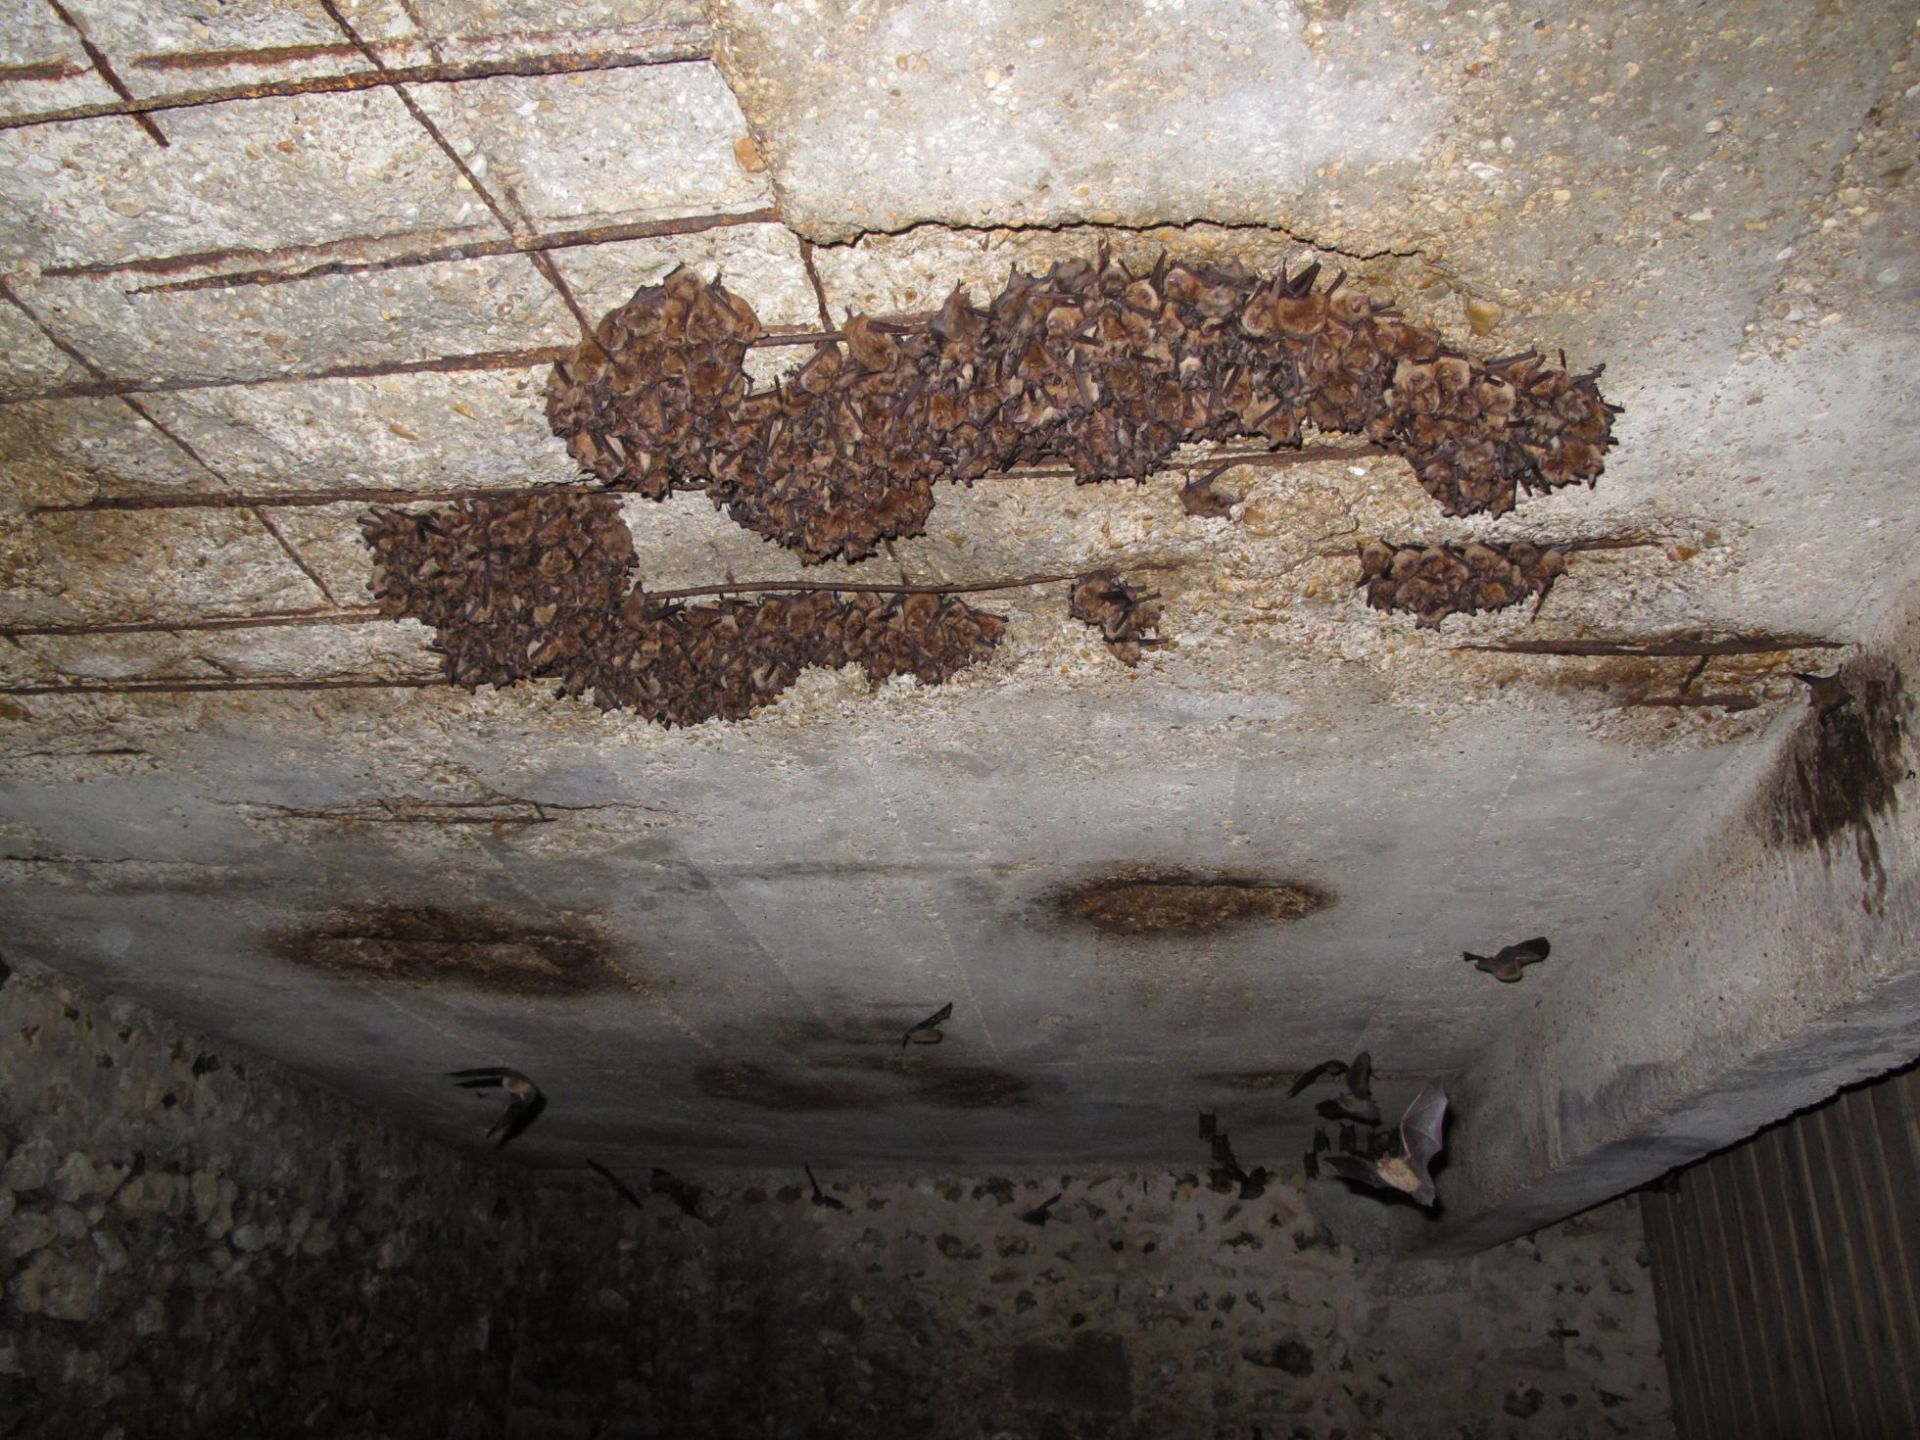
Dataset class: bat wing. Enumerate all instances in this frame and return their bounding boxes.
[1347,1051,1373,1099]
[586,1159,645,1209]
[1322,1154,1386,1193]
[1287,1059,1347,1097]
[491,1091,546,1147]
[1398,1083,1449,1173]
[449,1066,527,1089]
[926,1001,954,1027]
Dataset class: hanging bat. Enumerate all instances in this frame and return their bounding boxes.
[651,1167,708,1223]
[1462,936,1551,984]
[586,1158,646,1210]
[1198,1110,1218,1140]
[1300,1051,1381,1125]
[1322,1083,1449,1207]
[1021,1192,1064,1226]
[447,1066,546,1147]
[1237,1165,1269,1201]
[1304,1127,1330,1180]
[1179,467,1240,518]
[902,1001,953,1048]
[1791,671,1852,721]
[804,1164,848,1211]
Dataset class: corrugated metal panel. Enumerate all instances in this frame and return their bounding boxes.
[1642,1063,1920,1439]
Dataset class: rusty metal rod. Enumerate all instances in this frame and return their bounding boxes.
[0,43,710,133]
[0,608,381,639]
[125,208,782,294]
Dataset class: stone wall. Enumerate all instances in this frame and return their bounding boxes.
[0,957,531,1439]
[513,1168,1672,1439]
[1,955,1673,1438]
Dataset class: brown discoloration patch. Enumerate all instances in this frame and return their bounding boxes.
[846,1055,1033,1109]
[1053,871,1330,935]
[1760,659,1910,907]
[1196,1070,1298,1091]
[269,904,630,996]
[693,1061,863,1112]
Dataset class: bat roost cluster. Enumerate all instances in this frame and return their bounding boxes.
[547,259,1618,565]
[1356,538,1568,627]
[362,492,1006,726]
[1069,569,1164,665]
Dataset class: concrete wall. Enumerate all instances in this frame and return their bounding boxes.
[0,956,531,1439]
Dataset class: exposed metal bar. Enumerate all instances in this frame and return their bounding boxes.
[119,208,782,294]
[0,43,710,134]
[0,608,382,639]
[44,0,168,146]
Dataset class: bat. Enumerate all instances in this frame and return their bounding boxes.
[1021,1192,1064,1226]
[586,1158,646,1210]
[804,1164,848,1211]
[1198,1110,1217,1140]
[651,1167,708,1222]
[1338,1121,1357,1155]
[1304,1127,1330,1180]
[1792,671,1852,721]
[1286,1059,1348,1097]
[447,1066,546,1147]
[1237,1165,1269,1201]
[902,1001,953,1048]
[0,952,10,987]
[1179,467,1240,518]
[1462,936,1551,984]
[1302,1051,1381,1125]
[1321,1083,1449,1207]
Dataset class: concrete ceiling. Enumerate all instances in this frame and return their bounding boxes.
[3,0,1918,1244]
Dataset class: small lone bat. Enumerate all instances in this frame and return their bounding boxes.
[1179,468,1240,519]
[1298,1051,1381,1126]
[1463,936,1551,984]
[1021,1191,1064,1226]
[902,1002,953,1048]
[447,1066,546,1147]
[804,1164,848,1211]
[1792,671,1853,721]
[651,1167,708,1223]
[1198,1110,1218,1140]
[1304,1127,1330,1180]
[1322,1083,1449,1207]
[586,1158,646,1210]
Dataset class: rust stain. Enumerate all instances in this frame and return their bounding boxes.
[0,59,87,81]
[1052,871,1331,936]
[269,903,634,996]
[1759,660,1909,909]
[693,1062,862,1112]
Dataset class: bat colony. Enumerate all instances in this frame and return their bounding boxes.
[363,253,1619,724]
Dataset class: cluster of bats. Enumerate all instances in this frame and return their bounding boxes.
[363,491,1019,725]
[1355,538,1569,627]
[447,938,1558,1215]
[545,256,1618,566]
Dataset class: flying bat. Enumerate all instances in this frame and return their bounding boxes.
[447,1066,546,1147]
[1792,671,1852,721]
[1322,1083,1449,1207]
[902,1001,953,1048]
[1297,1051,1381,1126]
[586,1158,646,1210]
[1463,936,1551,984]
[651,1167,708,1223]
[1021,1192,1064,1226]
[804,1164,848,1211]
